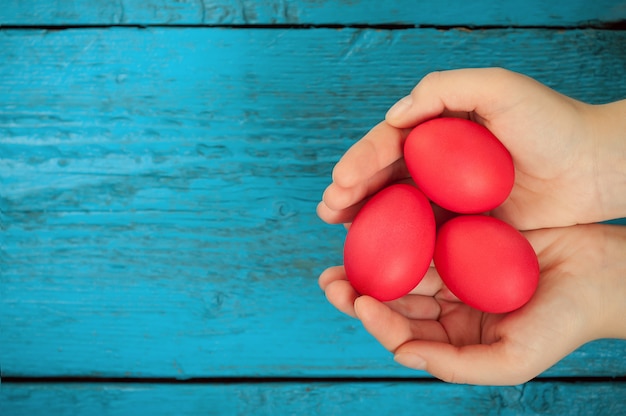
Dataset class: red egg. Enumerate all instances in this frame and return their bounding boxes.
[404,117,515,214]
[344,184,436,301]
[434,215,539,313]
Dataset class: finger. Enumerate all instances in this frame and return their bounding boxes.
[407,263,462,303]
[318,265,346,291]
[384,94,472,127]
[407,265,443,296]
[385,294,441,321]
[354,296,413,351]
[319,266,360,318]
[385,68,527,128]
[323,158,410,212]
[332,121,411,188]
[325,279,359,318]
[316,199,365,224]
[354,296,448,352]
[393,340,541,385]
[317,173,414,225]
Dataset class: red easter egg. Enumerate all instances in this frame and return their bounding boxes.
[404,117,514,214]
[434,215,539,313]
[344,184,436,301]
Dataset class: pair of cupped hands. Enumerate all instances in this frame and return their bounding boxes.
[316,68,626,385]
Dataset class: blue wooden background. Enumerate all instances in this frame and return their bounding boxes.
[1,1,626,414]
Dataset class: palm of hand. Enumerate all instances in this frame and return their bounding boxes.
[322,225,604,385]
[473,107,596,230]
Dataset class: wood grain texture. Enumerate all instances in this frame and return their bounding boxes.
[2,28,626,379]
[2,0,626,26]
[2,381,625,416]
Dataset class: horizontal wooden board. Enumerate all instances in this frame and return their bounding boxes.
[2,0,626,26]
[2,28,626,379]
[2,381,626,415]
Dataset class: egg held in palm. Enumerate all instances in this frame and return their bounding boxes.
[404,117,515,214]
[434,215,540,313]
[343,184,436,302]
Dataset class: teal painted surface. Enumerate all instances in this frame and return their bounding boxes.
[3,381,626,415]
[1,1,626,414]
[2,0,626,26]
[2,28,626,379]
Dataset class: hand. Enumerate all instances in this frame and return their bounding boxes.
[318,68,626,230]
[319,224,626,385]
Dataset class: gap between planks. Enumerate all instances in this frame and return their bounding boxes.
[3,376,626,385]
[1,21,626,31]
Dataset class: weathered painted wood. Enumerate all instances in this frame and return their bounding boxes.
[2,0,626,26]
[2,28,626,379]
[2,381,626,416]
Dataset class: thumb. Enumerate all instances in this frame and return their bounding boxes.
[385,67,532,128]
[394,340,541,386]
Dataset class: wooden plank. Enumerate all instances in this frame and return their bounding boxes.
[2,28,626,379]
[2,381,626,415]
[2,0,626,26]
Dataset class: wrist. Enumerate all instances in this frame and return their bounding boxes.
[587,99,626,222]
[593,225,626,340]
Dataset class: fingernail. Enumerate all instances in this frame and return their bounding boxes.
[353,296,363,318]
[394,352,427,370]
[386,95,413,119]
